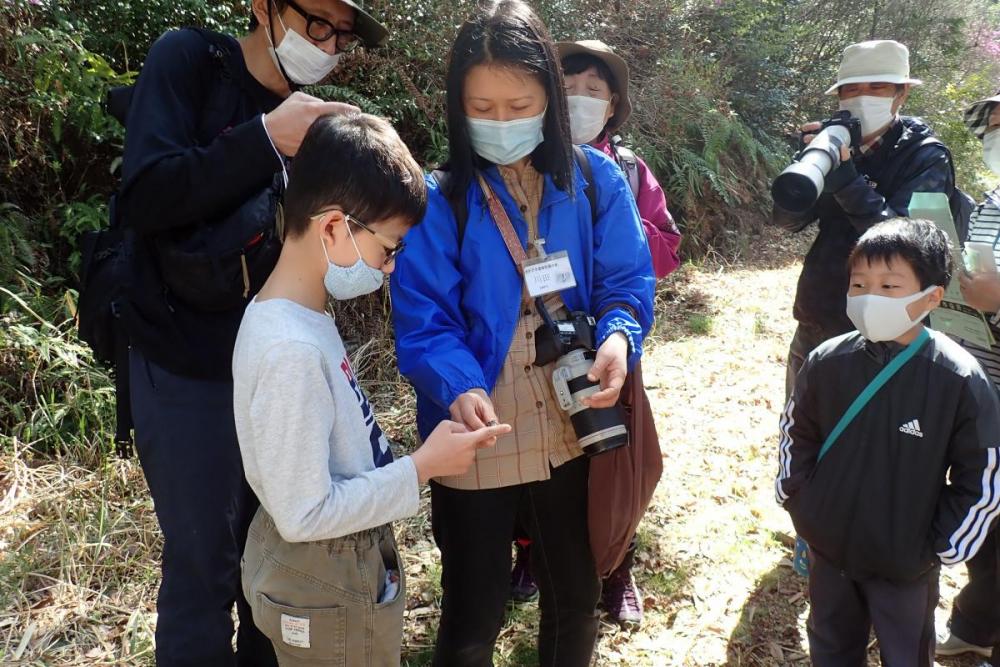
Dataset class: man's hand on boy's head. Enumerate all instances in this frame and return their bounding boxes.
[264,92,360,157]
[959,271,1000,314]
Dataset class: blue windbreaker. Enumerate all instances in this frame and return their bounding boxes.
[390,146,655,439]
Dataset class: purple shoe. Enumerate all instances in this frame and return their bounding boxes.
[510,541,538,602]
[601,567,642,628]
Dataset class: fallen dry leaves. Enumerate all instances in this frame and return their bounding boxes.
[0,226,987,665]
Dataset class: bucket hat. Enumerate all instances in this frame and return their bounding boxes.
[824,40,922,95]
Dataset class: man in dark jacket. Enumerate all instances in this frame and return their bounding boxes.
[772,40,955,395]
[117,1,387,664]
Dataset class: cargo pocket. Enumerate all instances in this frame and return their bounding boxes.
[255,593,347,666]
[370,533,406,666]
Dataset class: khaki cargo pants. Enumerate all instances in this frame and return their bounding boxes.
[241,509,407,666]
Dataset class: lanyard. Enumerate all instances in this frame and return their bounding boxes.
[476,172,528,271]
[817,327,931,461]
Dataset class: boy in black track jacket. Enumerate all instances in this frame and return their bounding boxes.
[776,218,1000,667]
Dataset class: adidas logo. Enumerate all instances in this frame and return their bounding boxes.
[899,419,924,438]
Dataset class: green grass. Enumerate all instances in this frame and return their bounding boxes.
[686,313,714,336]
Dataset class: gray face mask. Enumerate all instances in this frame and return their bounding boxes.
[321,223,384,300]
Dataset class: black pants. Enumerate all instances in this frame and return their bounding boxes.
[807,551,938,667]
[952,530,1000,647]
[786,323,838,400]
[129,348,276,667]
[431,456,600,667]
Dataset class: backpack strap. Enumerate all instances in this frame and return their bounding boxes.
[573,145,599,224]
[610,137,641,199]
[184,28,245,142]
[105,28,244,143]
[432,169,470,248]
[897,135,955,185]
[895,134,973,240]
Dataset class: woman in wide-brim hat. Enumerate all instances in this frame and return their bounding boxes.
[507,38,681,631]
[558,39,681,280]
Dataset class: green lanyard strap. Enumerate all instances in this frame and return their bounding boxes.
[817,327,931,462]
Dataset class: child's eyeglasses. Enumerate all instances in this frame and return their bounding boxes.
[311,209,405,267]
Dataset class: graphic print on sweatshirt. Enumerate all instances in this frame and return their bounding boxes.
[340,357,394,468]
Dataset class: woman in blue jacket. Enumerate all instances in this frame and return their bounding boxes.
[390,1,654,664]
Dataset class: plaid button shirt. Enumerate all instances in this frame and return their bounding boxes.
[435,163,584,491]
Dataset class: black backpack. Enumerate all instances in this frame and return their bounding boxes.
[430,145,598,245]
[78,28,283,452]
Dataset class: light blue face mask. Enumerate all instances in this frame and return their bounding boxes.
[321,222,385,301]
[467,109,546,165]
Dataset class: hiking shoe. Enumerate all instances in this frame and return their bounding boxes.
[935,632,992,658]
[510,542,538,603]
[601,567,642,628]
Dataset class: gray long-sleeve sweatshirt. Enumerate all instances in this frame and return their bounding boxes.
[233,297,419,543]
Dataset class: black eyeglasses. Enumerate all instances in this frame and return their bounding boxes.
[282,0,362,53]
[312,209,405,266]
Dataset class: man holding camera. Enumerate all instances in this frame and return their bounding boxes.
[772,39,956,391]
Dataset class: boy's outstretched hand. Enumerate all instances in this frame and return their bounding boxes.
[411,420,511,484]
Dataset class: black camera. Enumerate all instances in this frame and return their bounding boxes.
[533,299,628,457]
[771,111,863,213]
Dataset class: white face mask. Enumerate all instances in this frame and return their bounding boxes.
[839,95,896,138]
[267,12,341,85]
[984,129,1000,175]
[321,223,385,300]
[567,95,610,145]
[846,285,936,342]
[467,109,546,165]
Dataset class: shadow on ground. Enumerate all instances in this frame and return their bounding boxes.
[725,539,808,666]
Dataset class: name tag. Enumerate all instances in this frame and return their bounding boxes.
[281,614,310,649]
[523,251,576,297]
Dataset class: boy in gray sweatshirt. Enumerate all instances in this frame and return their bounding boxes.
[233,113,509,666]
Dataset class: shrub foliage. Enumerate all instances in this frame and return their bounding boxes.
[1,0,998,453]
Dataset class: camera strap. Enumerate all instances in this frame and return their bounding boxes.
[476,171,528,272]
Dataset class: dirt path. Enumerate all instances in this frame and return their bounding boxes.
[578,227,978,667]
[0,227,986,666]
[394,225,982,666]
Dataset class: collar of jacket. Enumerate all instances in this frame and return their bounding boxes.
[864,336,912,365]
[859,119,904,162]
[859,116,938,166]
[592,132,615,152]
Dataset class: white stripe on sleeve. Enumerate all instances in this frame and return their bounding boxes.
[775,398,796,505]
[939,448,1000,565]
